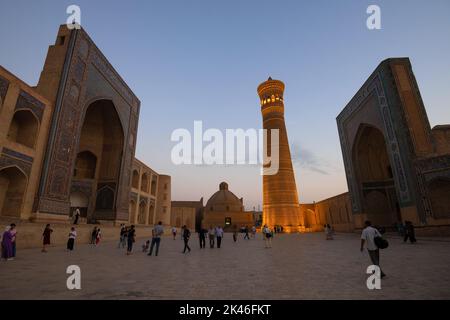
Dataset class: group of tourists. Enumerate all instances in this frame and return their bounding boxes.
[89,226,102,246]
[142,223,273,256]
[116,224,136,255]
[1,221,275,261]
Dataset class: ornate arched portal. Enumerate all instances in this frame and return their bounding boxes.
[353,125,401,226]
[74,99,124,221]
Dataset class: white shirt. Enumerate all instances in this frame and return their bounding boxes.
[172,227,177,233]
[153,225,164,238]
[216,228,224,237]
[361,226,381,251]
[69,231,77,239]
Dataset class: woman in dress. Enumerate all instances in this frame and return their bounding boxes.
[1,226,14,260]
[42,224,53,252]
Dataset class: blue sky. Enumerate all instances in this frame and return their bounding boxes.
[1,0,449,209]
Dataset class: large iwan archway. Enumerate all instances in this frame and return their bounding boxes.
[428,178,450,219]
[353,125,401,226]
[0,167,27,217]
[75,99,124,221]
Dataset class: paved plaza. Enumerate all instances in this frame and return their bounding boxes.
[1,232,450,299]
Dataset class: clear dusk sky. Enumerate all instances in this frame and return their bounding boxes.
[1,0,449,209]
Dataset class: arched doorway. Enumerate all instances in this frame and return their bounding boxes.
[304,209,316,228]
[353,125,400,226]
[141,173,149,193]
[131,170,139,189]
[129,200,136,224]
[70,191,89,219]
[428,178,450,219]
[76,99,124,221]
[0,167,27,217]
[138,200,147,225]
[7,110,38,148]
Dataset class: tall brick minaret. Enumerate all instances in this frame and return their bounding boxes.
[257,77,302,232]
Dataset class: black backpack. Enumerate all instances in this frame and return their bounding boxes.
[374,236,389,249]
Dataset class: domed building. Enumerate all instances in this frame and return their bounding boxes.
[201,182,254,231]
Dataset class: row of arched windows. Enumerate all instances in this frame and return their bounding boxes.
[260,94,283,106]
[131,169,157,195]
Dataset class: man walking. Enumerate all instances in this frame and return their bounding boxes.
[360,220,386,278]
[126,225,136,255]
[216,226,224,248]
[148,221,164,256]
[199,227,206,249]
[244,226,250,240]
[183,225,191,253]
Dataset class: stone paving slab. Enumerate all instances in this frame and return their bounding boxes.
[1,232,449,299]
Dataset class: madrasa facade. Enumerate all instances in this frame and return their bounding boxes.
[0,25,171,226]
[301,58,450,235]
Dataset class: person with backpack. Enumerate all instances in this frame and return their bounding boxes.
[360,220,386,278]
[182,225,191,253]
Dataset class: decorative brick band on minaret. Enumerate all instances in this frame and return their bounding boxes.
[258,77,302,232]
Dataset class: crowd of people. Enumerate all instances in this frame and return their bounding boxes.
[1,218,419,274]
